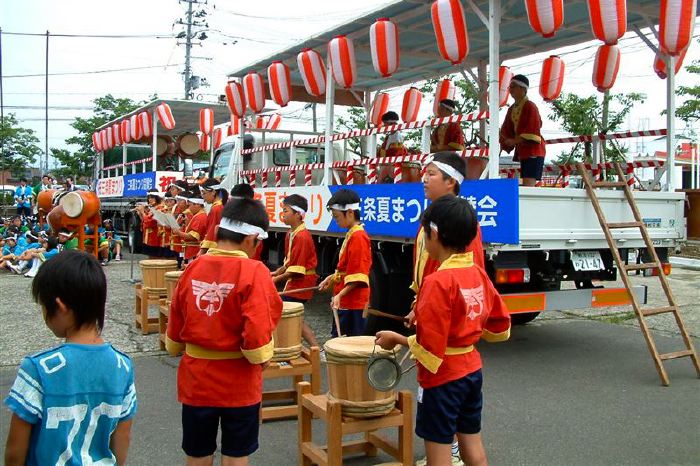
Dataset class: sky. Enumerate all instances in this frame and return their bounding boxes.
[1,0,698,171]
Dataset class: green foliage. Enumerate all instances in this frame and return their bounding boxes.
[675,59,699,124]
[546,91,646,164]
[59,94,153,180]
[335,106,367,154]
[0,113,42,178]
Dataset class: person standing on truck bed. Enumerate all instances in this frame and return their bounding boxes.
[318,189,372,337]
[409,151,486,466]
[377,111,409,183]
[430,99,466,153]
[499,74,546,187]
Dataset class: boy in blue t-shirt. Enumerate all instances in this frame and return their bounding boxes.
[4,250,137,465]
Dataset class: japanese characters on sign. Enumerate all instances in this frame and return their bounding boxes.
[96,176,125,198]
[101,171,183,198]
[255,178,519,244]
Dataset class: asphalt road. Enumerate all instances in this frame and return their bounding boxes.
[1,254,699,465]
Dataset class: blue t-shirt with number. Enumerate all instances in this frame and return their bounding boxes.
[4,343,137,466]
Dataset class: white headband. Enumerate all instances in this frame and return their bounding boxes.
[175,195,188,201]
[187,197,205,205]
[510,78,528,90]
[58,231,73,237]
[430,222,439,232]
[218,218,269,239]
[329,203,360,211]
[167,183,184,191]
[424,156,465,184]
[290,205,306,215]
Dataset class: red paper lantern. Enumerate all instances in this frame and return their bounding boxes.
[199,132,210,152]
[267,61,292,107]
[105,127,114,149]
[229,115,249,135]
[659,0,697,56]
[592,44,621,92]
[212,127,223,149]
[199,108,214,134]
[114,124,124,146]
[433,79,456,115]
[155,103,176,130]
[243,72,266,113]
[99,129,109,151]
[587,0,626,45]
[654,48,687,79]
[139,112,153,139]
[120,120,132,144]
[431,0,469,65]
[225,80,247,117]
[328,35,356,88]
[297,49,326,97]
[266,113,282,130]
[369,18,400,77]
[539,55,565,101]
[401,87,423,122]
[525,0,564,38]
[498,66,513,107]
[92,132,102,152]
[130,114,142,141]
[370,92,391,127]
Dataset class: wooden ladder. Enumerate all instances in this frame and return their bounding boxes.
[578,162,700,386]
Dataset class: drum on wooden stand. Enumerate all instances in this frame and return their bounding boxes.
[272,301,304,362]
[139,260,178,298]
[176,133,200,159]
[323,336,397,418]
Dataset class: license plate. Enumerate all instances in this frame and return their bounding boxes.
[571,251,605,272]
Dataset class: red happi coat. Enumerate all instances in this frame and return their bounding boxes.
[282,224,318,301]
[170,205,189,254]
[430,122,465,152]
[411,223,485,295]
[141,209,160,247]
[409,253,511,389]
[201,200,224,250]
[499,97,546,161]
[183,211,208,260]
[332,224,372,310]
[167,249,283,407]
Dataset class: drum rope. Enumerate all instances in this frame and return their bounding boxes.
[271,344,303,362]
[326,393,396,418]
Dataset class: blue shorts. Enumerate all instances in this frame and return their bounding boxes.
[415,370,483,444]
[331,309,366,337]
[181,403,260,458]
[521,157,545,180]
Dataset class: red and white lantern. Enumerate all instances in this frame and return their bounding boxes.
[155,103,176,130]
[199,132,210,152]
[255,116,265,129]
[120,119,132,144]
[539,55,565,101]
[212,127,223,149]
[297,49,326,97]
[328,35,357,88]
[370,92,391,127]
[592,44,621,92]
[139,111,153,139]
[266,113,282,130]
[401,87,423,122]
[99,129,109,151]
[229,115,247,135]
[105,127,114,149]
[243,72,266,113]
[225,80,247,117]
[587,0,627,45]
[498,66,513,107]
[525,0,564,38]
[654,48,687,79]
[433,79,456,115]
[129,114,142,141]
[431,0,469,65]
[659,0,697,56]
[267,61,292,107]
[369,18,400,77]
[112,124,122,147]
[92,132,102,152]
[199,108,214,134]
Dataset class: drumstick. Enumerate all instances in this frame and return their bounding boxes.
[365,308,408,323]
[331,307,343,337]
[399,349,412,366]
[278,286,319,296]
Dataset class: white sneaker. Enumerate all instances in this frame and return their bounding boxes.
[415,455,464,466]
[24,270,37,278]
[319,348,327,363]
[9,265,22,274]
[114,255,121,261]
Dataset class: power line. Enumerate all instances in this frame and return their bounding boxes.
[4,63,183,78]
[0,31,176,39]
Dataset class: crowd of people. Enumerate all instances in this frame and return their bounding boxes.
[4,151,514,466]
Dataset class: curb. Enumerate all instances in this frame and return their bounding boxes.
[670,256,700,271]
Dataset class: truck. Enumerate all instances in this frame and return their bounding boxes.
[94,0,692,330]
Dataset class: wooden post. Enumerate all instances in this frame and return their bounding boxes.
[297,382,313,466]
[326,398,343,466]
[397,391,414,465]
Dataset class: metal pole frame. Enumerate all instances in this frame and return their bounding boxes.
[487,0,501,180]
[665,54,676,192]
[152,111,158,172]
[323,61,335,186]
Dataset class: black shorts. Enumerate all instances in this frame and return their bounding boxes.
[415,370,483,444]
[521,157,545,180]
[181,403,260,458]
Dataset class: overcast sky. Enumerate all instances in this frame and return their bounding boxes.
[2,0,698,170]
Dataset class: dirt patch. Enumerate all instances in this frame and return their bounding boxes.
[675,242,700,259]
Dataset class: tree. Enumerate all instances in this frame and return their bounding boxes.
[0,113,42,179]
[674,38,699,127]
[546,91,646,164]
[59,94,150,180]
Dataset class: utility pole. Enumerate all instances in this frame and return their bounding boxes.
[183,0,193,100]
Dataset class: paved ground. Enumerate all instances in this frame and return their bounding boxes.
[1,254,699,465]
